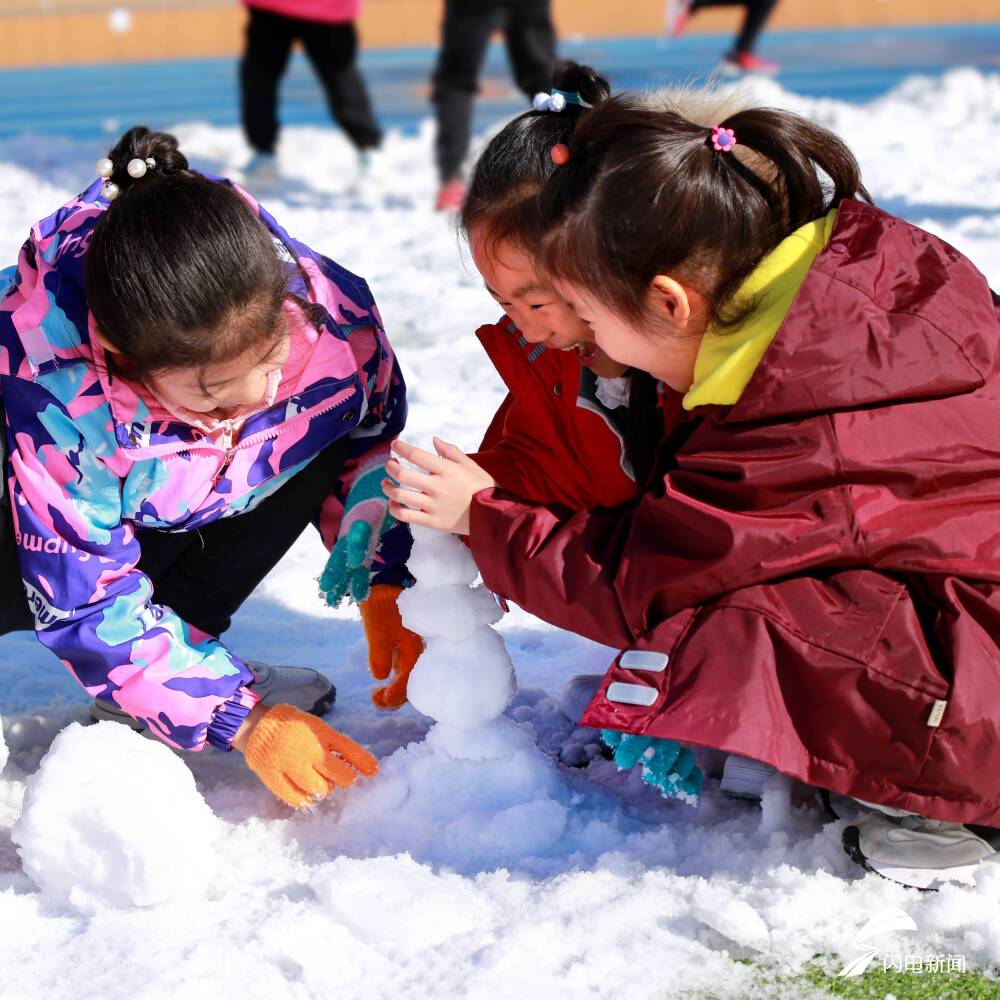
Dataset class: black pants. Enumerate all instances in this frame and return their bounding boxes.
[691,0,778,55]
[240,6,383,155]
[0,438,347,639]
[432,0,556,183]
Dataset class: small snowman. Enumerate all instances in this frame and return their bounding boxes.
[398,525,522,760]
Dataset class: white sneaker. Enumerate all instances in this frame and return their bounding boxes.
[357,147,389,182]
[559,673,604,724]
[843,810,1000,890]
[241,152,280,194]
[720,754,777,799]
[90,661,335,731]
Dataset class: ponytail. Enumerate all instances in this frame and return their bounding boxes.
[537,93,871,325]
[85,126,289,380]
[461,60,611,254]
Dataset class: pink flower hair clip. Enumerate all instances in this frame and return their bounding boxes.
[710,125,737,152]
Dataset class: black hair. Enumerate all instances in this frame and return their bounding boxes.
[461,63,664,482]
[84,126,289,380]
[538,95,871,326]
[461,60,611,254]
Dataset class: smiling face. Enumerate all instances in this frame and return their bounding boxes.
[469,226,611,366]
[554,278,708,393]
[146,332,291,418]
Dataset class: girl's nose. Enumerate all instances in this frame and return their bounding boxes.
[519,318,551,345]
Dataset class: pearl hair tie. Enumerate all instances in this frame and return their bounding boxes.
[532,88,593,113]
[95,155,157,201]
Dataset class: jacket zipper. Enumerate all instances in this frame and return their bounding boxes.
[157,392,358,481]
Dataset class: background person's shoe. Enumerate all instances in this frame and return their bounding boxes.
[665,0,692,38]
[721,51,780,76]
[720,754,777,800]
[843,810,1000,890]
[241,152,280,193]
[435,178,466,213]
[352,147,390,194]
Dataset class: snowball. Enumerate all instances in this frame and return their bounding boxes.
[407,631,515,730]
[405,525,479,586]
[398,582,503,640]
[13,722,221,913]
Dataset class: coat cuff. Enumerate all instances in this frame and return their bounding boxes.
[206,685,262,752]
[468,487,523,594]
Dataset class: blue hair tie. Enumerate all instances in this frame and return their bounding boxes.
[532,88,593,113]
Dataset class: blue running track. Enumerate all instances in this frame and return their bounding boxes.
[0,22,997,139]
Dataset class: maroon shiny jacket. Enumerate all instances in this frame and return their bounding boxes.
[469,200,1000,826]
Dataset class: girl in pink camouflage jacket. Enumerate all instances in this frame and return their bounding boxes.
[0,126,419,808]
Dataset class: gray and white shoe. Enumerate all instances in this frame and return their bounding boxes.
[843,810,1000,890]
[90,661,336,731]
[720,754,777,800]
[247,661,336,715]
[559,674,604,724]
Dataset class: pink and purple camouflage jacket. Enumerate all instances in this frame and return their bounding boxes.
[0,177,409,752]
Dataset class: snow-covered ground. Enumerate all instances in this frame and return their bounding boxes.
[0,68,998,1000]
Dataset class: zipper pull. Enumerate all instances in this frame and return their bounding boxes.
[213,446,236,485]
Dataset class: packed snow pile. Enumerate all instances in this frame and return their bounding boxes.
[12,722,222,913]
[322,525,656,873]
[0,69,997,999]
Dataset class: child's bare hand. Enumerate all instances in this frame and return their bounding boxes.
[384,438,496,536]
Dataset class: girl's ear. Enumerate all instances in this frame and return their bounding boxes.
[648,275,692,326]
[92,328,120,354]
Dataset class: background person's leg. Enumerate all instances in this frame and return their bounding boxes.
[504,0,556,101]
[300,20,383,152]
[728,0,779,55]
[240,6,297,156]
[431,0,500,187]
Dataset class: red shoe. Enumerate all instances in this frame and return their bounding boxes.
[435,178,466,213]
[722,51,779,75]
[665,0,691,38]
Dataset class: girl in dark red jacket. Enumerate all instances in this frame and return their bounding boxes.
[384,91,1000,891]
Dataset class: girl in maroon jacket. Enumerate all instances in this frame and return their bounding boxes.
[384,91,1000,891]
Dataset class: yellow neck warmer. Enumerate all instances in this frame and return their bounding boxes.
[682,210,837,410]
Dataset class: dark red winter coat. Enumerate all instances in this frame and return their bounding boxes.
[469,201,1000,826]
[470,318,638,509]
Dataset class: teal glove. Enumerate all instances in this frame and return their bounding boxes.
[319,463,397,608]
[602,730,702,803]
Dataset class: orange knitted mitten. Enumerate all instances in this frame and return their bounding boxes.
[359,583,424,710]
[245,704,378,809]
